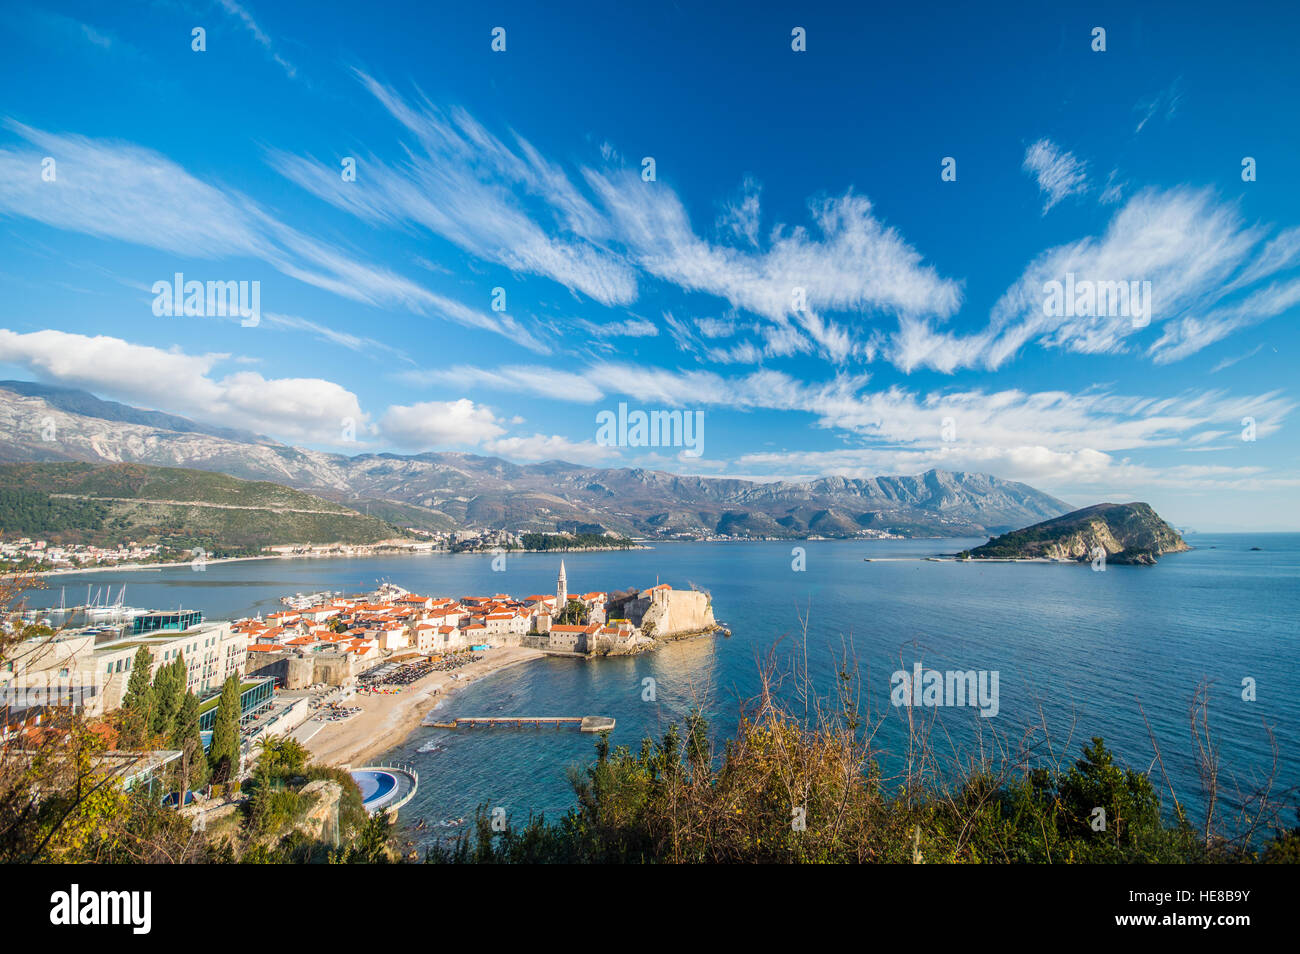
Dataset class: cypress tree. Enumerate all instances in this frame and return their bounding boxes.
[172,689,209,791]
[120,645,156,747]
[151,652,186,738]
[207,674,242,782]
[172,654,190,695]
[150,656,173,737]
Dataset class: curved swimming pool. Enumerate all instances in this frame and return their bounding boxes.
[350,770,399,811]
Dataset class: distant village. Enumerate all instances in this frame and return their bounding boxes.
[0,537,176,571]
[239,561,716,690]
[2,521,906,573]
[0,527,646,573]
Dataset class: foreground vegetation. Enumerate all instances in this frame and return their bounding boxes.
[427,660,1298,864]
[0,708,392,864]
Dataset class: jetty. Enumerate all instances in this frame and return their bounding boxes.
[425,715,615,733]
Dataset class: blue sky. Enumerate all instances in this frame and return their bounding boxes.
[1,0,1298,530]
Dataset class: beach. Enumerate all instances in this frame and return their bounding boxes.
[300,645,546,768]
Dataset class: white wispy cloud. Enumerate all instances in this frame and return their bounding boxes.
[577,317,659,338]
[891,187,1300,371]
[406,359,1292,488]
[262,312,414,362]
[1134,79,1182,134]
[1148,277,1300,363]
[0,120,544,351]
[268,86,1295,372]
[270,77,961,364]
[79,23,113,49]
[1099,168,1124,205]
[696,316,739,339]
[268,71,638,307]
[1210,343,1266,374]
[27,9,128,55]
[216,0,298,79]
[586,174,960,362]
[716,176,762,247]
[403,365,606,403]
[1022,138,1089,213]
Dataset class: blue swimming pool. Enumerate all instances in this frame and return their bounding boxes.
[350,770,398,811]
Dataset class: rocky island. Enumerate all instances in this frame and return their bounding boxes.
[956,502,1191,565]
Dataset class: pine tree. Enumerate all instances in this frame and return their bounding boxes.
[120,645,156,747]
[207,674,242,783]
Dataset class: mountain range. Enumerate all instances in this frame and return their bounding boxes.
[0,381,1073,538]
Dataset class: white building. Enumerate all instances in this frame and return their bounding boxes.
[0,620,249,717]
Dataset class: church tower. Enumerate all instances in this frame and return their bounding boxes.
[556,559,568,609]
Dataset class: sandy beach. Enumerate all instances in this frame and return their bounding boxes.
[301,645,546,768]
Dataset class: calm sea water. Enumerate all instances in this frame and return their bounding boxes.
[26,535,1299,840]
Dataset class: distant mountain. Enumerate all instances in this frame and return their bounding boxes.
[957,502,1191,565]
[0,380,272,446]
[0,462,407,553]
[0,382,1073,538]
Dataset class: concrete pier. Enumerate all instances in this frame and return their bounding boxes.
[425,715,615,733]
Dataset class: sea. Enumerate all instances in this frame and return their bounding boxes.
[22,535,1298,845]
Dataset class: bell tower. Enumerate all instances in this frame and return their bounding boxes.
[556,559,568,610]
